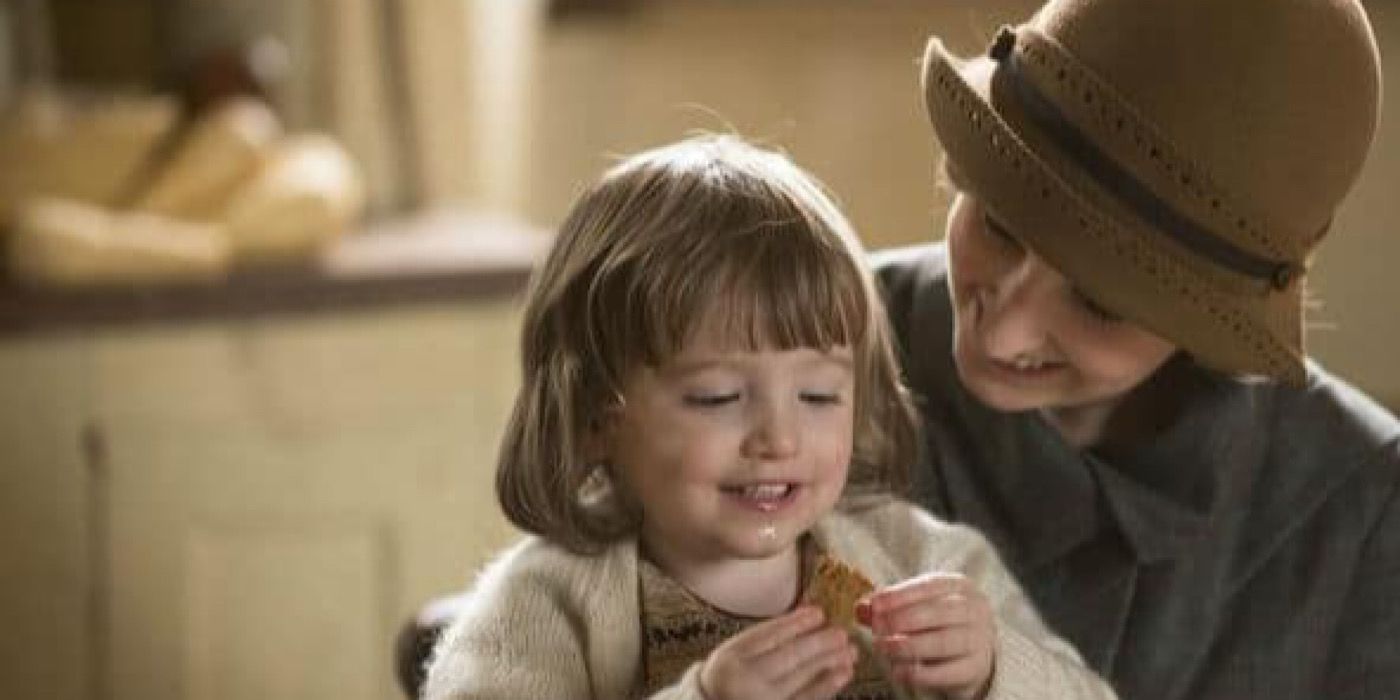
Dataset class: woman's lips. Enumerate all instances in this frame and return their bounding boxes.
[988,357,1066,380]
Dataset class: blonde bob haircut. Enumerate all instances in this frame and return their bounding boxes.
[497,135,920,554]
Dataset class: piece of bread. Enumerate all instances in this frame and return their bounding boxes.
[223,134,365,261]
[10,197,231,284]
[803,556,875,630]
[130,97,281,220]
[0,91,179,220]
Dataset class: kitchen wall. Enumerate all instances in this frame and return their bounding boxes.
[1307,2,1400,409]
[28,0,1400,404]
[527,0,1038,249]
[522,0,1400,410]
[0,5,14,104]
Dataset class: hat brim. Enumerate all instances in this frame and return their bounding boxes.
[921,36,1305,385]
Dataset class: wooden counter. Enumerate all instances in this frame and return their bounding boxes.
[0,210,550,335]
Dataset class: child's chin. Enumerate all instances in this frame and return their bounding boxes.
[728,522,808,558]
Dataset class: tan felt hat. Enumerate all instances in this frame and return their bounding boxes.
[921,0,1382,385]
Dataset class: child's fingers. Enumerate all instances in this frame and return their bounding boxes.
[855,598,874,626]
[774,641,857,699]
[730,605,827,656]
[758,626,851,681]
[892,654,985,690]
[787,658,856,700]
[867,572,972,617]
[870,593,975,635]
[877,625,981,662]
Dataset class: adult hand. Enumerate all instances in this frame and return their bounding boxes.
[699,605,857,700]
[857,572,995,700]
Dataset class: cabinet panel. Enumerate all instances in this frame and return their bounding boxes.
[185,518,385,700]
[0,337,93,700]
[91,301,525,700]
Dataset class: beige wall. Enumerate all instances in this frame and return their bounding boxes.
[526,0,1038,250]
[523,0,1400,410]
[1308,2,1400,408]
[40,0,1396,406]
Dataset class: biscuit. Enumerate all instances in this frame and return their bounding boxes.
[803,556,875,629]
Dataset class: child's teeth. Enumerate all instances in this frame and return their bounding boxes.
[743,484,790,499]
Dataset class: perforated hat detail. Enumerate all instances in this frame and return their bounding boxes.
[920,0,1381,384]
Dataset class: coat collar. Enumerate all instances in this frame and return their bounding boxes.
[884,243,1395,588]
[935,339,1264,572]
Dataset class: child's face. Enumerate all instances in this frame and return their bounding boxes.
[601,318,855,574]
[945,192,1176,421]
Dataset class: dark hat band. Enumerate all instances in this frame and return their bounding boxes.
[991,27,1301,291]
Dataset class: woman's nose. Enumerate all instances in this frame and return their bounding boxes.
[742,401,800,460]
[976,259,1056,362]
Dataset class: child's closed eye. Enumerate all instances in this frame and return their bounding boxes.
[683,392,741,408]
[799,391,844,406]
[1071,288,1122,324]
[983,212,1022,250]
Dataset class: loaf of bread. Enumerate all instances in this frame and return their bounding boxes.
[0,92,178,221]
[10,197,230,284]
[130,97,282,220]
[223,134,364,260]
[4,92,366,285]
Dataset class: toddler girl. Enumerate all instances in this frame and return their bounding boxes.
[423,135,1115,700]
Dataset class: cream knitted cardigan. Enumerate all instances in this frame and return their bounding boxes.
[423,499,1117,700]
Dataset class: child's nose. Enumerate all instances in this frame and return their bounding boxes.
[742,403,799,460]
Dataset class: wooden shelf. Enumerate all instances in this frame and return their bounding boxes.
[0,209,550,336]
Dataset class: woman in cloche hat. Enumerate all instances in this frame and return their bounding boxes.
[875,0,1398,697]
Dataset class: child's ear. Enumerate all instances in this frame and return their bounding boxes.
[581,409,617,464]
[582,431,607,464]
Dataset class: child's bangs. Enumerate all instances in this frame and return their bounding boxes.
[640,218,868,363]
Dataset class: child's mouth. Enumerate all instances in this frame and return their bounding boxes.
[720,483,800,512]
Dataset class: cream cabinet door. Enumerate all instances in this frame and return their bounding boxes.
[89,302,524,700]
[0,337,95,700]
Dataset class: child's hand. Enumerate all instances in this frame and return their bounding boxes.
[857,572,995,700]
[699,605,857,700]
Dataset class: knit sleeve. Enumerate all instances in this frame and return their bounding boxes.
[949,523,1119,700]
[420,541,599,700]
[645,663,709,700]
[844,502,1118,699]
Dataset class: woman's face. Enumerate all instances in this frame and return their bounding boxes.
[945,192,1176,421]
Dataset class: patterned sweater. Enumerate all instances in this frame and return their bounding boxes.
[423,498,1118,700]
[637,538,891,699]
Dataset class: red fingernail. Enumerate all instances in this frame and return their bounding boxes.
[855,599,872,624]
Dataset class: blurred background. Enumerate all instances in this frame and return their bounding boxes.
[1,1,1396,699]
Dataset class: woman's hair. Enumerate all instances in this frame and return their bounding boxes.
[496,134,921,554]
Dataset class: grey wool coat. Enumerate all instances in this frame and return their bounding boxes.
[873,244,1400,700]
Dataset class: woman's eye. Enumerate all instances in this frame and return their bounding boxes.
[683,392,740,407]
[982,213,1022,249]
[1073,289,1121,323]
[800,391,843,406]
